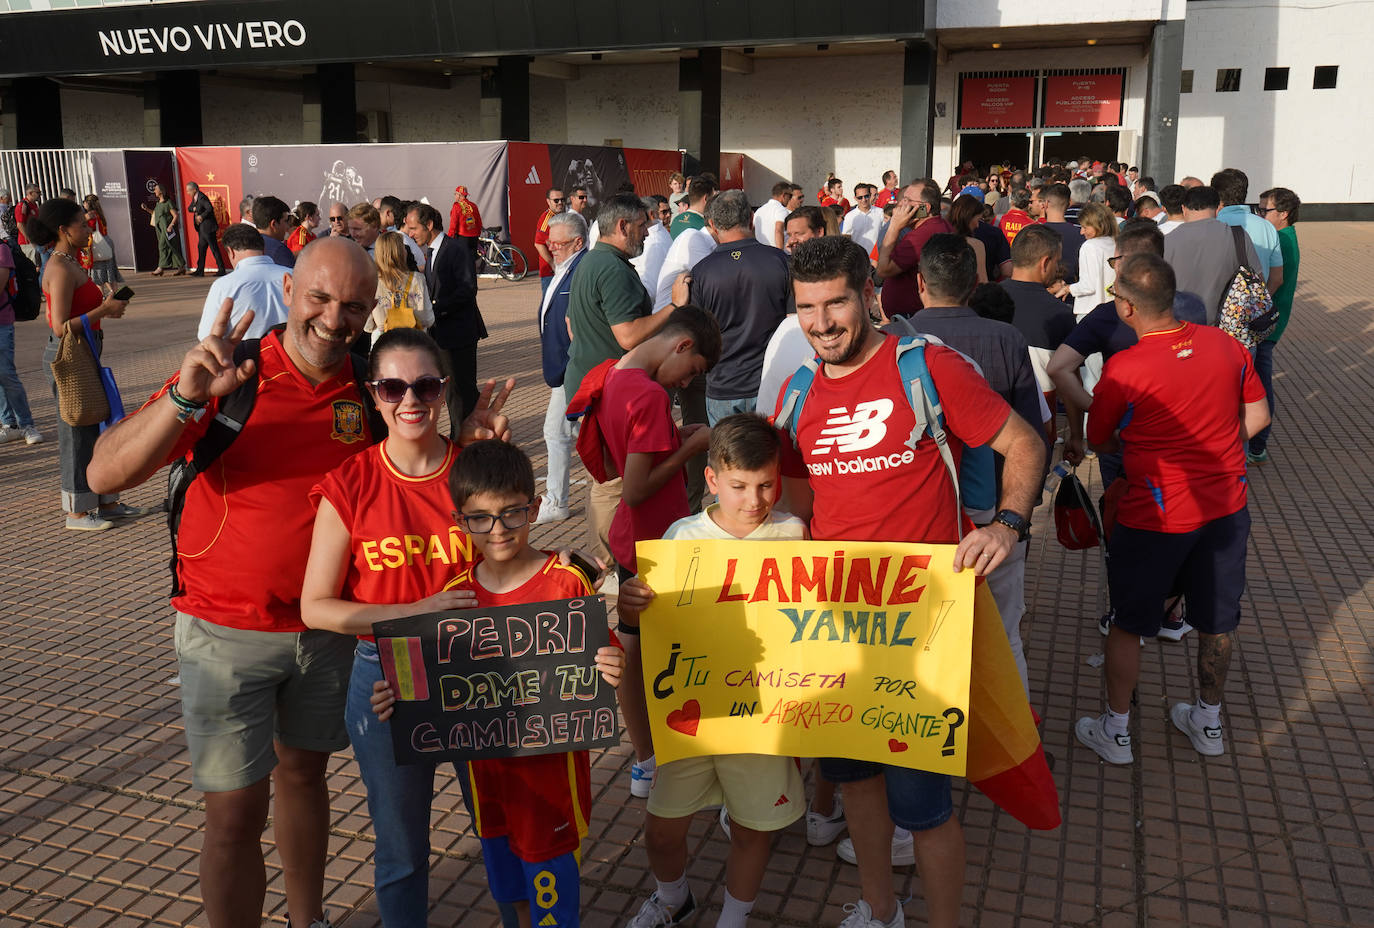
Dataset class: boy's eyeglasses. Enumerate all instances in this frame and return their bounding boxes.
[368,376,448,403]
[452,506,534,533]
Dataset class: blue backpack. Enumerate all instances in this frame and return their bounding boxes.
[772,335,997,539]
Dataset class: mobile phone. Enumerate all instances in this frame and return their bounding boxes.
[112,286,135,301]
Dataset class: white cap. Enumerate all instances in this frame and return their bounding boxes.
[1067,161,1079,169]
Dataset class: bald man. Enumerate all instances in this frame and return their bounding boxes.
[89,238,450,928]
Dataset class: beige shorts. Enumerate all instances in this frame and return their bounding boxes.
[174,611,354,792]
[647,753,806,831]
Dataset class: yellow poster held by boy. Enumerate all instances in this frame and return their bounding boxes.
[636,539,974,776]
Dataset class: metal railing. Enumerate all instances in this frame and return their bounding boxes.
[0,148,96,201]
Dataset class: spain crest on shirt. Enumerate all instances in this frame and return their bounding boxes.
[330,399,366,444]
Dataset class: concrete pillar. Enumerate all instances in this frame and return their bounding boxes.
[14,77,63,149]
[480,58,532,141]
[1142,20,1185,183]
[899,40,937,183]
[144,71,203,147]
[304,63,357,144]
[678,49,721,178]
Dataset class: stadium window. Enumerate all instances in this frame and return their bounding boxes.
[1313,65,1339,89]
[1216,68,1242,92]
[1263,67,1289,91]
[1180,69,1194,93]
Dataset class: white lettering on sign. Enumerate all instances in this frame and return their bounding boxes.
[98,20,307,57]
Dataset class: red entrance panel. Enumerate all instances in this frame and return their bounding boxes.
[1043,74,1124,127]
[175,146,242,271]
[625,147,684,199]
[959,76,1036,130]
[505,142,554,265]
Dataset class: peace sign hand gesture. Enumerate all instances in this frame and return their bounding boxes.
[177,299,257,404]
[458,377,516,446]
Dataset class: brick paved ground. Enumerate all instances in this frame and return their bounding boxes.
[2,223,1372,927]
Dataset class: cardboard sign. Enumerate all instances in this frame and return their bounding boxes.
[372,596,619,765]
[637,540,974,776]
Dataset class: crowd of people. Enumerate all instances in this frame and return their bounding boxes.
[0,150,1303,927]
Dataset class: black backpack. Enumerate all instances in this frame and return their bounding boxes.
[4,244,41,322]
[164,330,386,596]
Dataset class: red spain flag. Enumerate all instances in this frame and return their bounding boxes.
[379,636,429,702]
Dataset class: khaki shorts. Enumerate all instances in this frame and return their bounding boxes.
[174,611,354,792]
[647,753,806,831]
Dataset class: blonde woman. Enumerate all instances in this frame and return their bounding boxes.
[1066,202,1117,318]
[364,231,433,345]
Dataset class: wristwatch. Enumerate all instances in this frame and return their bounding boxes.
[993,509,1031,542]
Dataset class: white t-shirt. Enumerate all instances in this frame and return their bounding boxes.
[841,207,881,255]
[662,504,808,542]
[753,198,789,248]
[754,315,815,417]
[1158,218,1182,235]
[654,227,716,312]
[633,221,672,297]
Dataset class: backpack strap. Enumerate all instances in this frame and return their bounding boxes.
[772,356,820,446]
[894,337,964,541]
[1230,224,1255,275]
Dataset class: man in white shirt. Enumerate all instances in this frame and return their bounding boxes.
[1157,184,1186,234]
[535,210,589,524]
[753,180,794,249]
[378,195,426,270]
[654,224,716,312]
[840,183,881,254]
[196,224,289,340]
[633,195,672,296]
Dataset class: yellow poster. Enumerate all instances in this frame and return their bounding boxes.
[636,539,974,776]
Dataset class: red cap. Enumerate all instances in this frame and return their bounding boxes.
[455,185,468,195]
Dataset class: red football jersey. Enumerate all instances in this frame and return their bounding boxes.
[535,209,555,277]
[310,440,474,641]
[445,555,599,863]
[150,331,377,632]
[779,336,1010,544]
[1087,322,1265,533]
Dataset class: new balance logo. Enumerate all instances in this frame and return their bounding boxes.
[812,399,893,456]
[524,166,542,185]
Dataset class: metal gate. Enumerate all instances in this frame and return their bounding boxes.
[0,149,96,201]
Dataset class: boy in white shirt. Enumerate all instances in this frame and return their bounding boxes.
[618,414,809,928]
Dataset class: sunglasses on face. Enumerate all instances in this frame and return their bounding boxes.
[452,506,534,534]
[1105,283,1133,303]
[550,197,566,203]
[330,216,346,223]
[368,375,448,404]
[573,194,588,200]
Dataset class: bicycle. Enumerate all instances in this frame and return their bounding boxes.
[475,226,529,281]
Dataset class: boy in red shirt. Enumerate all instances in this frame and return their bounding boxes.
[1076,255,1269,765]
[567,305,721,798]
[373,440,624,927]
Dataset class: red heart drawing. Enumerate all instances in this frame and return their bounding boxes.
[888,738,909,753]
[667,700,701,737]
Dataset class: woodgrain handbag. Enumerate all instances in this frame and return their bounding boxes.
[50,316,109,426]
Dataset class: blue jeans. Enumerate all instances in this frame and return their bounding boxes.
[0,323,34,427]
[705,394,757,426]
[1250,340,1275,453]
[346,641,467,928]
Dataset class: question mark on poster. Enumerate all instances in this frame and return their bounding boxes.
[941,707,965,757]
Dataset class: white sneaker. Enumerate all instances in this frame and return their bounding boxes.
[718,806,731,840]
[533,495,571,524]
[836,827,914,867]
[1170,702,1225,756]
[837,898,905,928]
[0,426,22,444]
[1074,713,1133,765]
[1158,599,1193,641]
[66,511,115,532]
[806,795,847,846]
[626,890,697,927]
[23,426,43,445]
[630,759,655,798]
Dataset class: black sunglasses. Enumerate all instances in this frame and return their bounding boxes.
[368,375,448,404]
[550,197,567,203]
[329,216,346,223]
[452,506,533,534]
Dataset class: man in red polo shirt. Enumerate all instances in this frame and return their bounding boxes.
[534,187,566,298]
[1075,254,1268,766]
[14,183,40,263]
[874,179,953,317]
[86,237,508,928]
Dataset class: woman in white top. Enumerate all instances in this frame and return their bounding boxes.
[365,231,434,345]
[1067,202,1117,318]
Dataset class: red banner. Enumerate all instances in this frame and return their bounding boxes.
[717,152,744,191]
[625,147,686,199]
[959,77,1035,129]
[1043,74,1123,127]
[175,146,242,271]
[504,142,555,267]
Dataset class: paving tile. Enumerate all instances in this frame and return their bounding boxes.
[3,224,1374,926]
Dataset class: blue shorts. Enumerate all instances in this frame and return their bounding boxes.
[1108,507,1250,637]
[481,835,581,927]
[817,758,953,832]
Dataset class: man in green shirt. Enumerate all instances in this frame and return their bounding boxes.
[564,193,681,567]
[1250,187,1301,463]
[668,176,715,239]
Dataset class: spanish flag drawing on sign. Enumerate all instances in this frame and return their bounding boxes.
[379,636,429,702]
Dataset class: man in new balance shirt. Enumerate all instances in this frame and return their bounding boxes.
[1074,254,1268,766]
[86,237,508,928]
[776,237,1045,928]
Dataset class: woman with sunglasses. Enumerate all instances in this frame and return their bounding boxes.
[301,328,518,925]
